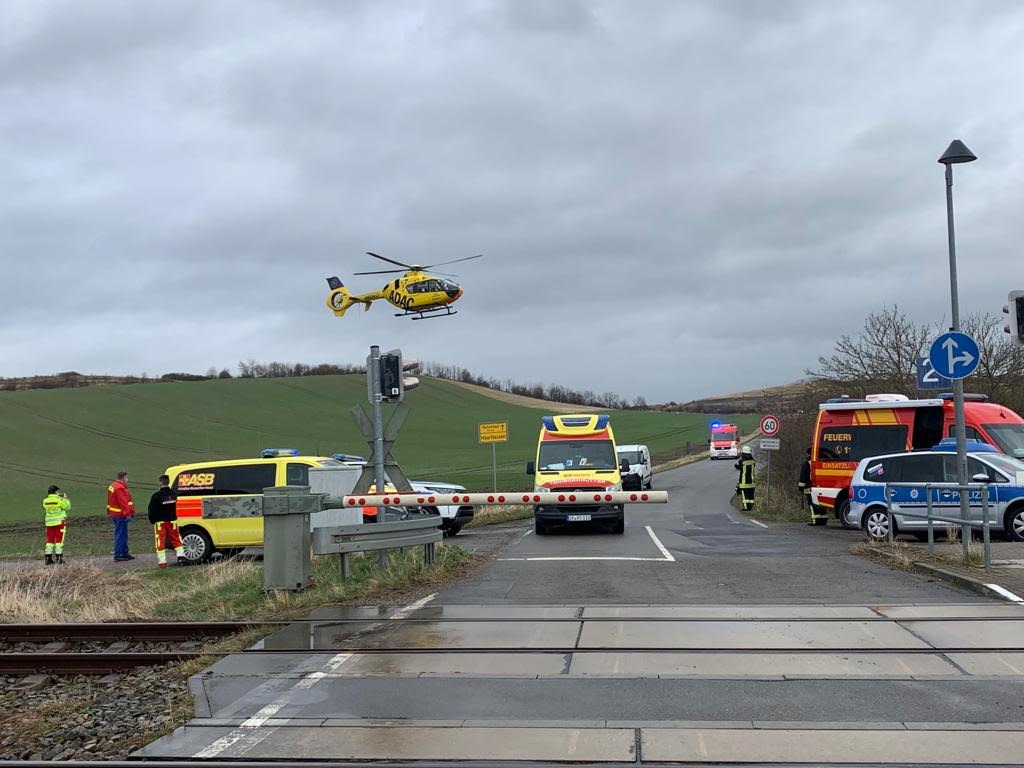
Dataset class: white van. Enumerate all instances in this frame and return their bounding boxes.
[617,444,653,490]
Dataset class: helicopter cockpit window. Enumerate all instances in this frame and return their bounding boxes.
[408,280,432,293]
[440,280,459,292]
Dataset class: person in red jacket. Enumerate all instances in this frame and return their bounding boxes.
[106,471,136,561]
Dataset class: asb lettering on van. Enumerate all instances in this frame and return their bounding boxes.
[167,450,343,564]
[526,414,628,535]
[811,393,1024,529]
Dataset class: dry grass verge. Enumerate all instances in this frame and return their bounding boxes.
[466,504,532,528]
[0,545,475,624]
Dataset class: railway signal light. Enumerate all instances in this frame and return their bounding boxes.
[1003,291,1024,347]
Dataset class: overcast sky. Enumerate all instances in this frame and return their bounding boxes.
[2,0,1023,402]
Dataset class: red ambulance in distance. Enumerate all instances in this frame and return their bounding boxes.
[811,393,1024,528]
[709,423,740,460]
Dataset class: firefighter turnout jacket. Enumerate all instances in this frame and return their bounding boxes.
[43,493,70,526]
[736,456,755,489]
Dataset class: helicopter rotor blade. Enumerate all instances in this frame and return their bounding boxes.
[422,253,483,269]
[353,269,407,276]
[366,251,416,270]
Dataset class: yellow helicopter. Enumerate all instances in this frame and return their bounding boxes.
[326,252,482,320]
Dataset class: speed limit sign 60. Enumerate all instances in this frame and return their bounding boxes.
[760,415,780,437]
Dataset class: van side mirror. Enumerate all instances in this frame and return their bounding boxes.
[971,472,991,484]
[526,461,535,475]
[620,458,631,473]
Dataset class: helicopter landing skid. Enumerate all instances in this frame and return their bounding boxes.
[395,306,458,320]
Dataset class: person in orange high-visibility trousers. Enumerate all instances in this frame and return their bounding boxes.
[43,485,70,565]
[148,475,184,568]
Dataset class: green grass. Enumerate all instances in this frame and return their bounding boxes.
[0,375,757,525]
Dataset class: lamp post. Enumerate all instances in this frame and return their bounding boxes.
[938,139,977,557]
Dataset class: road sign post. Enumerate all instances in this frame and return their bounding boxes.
[479,422,509,492]
[759,416,780,512]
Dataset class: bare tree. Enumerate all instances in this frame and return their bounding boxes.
[809,306,931,396]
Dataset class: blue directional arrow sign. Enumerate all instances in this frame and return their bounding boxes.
[928,332,980,380]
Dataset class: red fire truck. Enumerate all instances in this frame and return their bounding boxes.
[811,393,1024,528]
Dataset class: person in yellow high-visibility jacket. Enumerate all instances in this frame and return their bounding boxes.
[43,485,71,565]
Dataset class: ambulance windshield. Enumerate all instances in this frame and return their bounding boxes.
[539,440,617,471]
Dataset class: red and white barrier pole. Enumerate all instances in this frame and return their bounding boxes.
[339,490,669,508]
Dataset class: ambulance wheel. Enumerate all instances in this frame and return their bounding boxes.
[611,515,625,535]
[837,498,858,530]
[180,527,214,564]
[534,519,548,535]
[443,524,462,538]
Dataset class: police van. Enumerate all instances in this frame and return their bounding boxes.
[848,442,1024,541]
[167,449,352,563]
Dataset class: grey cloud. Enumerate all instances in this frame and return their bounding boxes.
[3,0,1024,401]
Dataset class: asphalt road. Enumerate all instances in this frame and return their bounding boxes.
[441,458,980,605]
[140,458,1024,766]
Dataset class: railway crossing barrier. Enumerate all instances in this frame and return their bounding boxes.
[203,487,670,592]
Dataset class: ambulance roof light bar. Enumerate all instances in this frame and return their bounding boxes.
[260,448,300,458]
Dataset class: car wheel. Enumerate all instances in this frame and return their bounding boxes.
[534,519,548,536]
[837,498,858,530]
[179,526,214,564]
[446,524,462,537]
[1005,505,1024,542]
[611,515,625,534]
[862,507,894,541]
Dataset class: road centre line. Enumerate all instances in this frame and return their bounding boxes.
[986,583,1024,603]
[193,594,437,758]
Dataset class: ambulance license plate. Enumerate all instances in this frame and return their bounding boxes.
[566,514,592,522]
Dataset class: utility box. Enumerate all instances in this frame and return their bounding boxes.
[262,485,317,592]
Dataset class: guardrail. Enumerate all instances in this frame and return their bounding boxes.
[312,513,441,578]
[883,482,993,571]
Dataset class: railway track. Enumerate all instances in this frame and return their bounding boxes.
[0,621,266,675]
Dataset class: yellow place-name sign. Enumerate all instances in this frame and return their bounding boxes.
[479,421,509,443]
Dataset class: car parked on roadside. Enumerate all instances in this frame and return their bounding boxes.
[617,444,652,491]
[848,444,1024,542]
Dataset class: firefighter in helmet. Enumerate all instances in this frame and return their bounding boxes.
[735,446,756,512]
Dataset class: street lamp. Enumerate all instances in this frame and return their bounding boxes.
[938,139,977,556]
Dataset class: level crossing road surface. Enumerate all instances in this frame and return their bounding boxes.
[139,460,1024,766]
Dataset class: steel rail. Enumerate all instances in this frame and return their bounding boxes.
[0,651,209,674]
[0,621,266,642]
[235,646,1024,655]
[228,615,1024,624]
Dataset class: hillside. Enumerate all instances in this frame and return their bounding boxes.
[0,376,759,524]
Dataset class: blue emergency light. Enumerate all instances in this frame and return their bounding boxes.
[930,438,998,454]
[709,420,722,429]
[260,448,300,458]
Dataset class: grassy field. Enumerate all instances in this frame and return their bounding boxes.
[0,375,758,526]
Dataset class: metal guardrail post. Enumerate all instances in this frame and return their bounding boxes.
[926,484,935,556]
[885,484,895,544]
[960,483,970,561]
[982,486,991,572]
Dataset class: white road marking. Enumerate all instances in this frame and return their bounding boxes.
[750,519,769,529]
[390,592,438,620]
[193,593,436,758]
[986,583,1024,603]
[645,525,675,562]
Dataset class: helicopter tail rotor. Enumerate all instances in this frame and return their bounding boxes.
[325,277,372,317]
